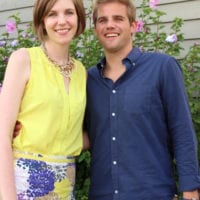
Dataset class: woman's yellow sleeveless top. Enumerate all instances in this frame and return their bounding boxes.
[13,47,86,160]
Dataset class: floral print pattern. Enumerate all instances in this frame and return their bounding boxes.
[14,156,76,200]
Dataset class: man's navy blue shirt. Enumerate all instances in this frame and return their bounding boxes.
[85,47,200,200]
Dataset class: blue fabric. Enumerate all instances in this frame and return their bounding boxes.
[85,47,200,200]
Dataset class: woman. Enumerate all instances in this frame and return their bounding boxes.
[0,0,86,199]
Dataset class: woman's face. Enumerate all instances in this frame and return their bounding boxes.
[43,0,78,45]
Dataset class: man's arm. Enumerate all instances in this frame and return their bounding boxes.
[161,57,200,195]
[83,130,90,150]
[13,121,21,138]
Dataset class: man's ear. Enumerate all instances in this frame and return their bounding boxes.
[131,21,137,35]
[94,26,97,36]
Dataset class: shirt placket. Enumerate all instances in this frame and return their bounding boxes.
[110,86,119,200]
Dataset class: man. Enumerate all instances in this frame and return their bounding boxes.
[84,0,200,199]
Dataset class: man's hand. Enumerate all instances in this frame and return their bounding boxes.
[13,121,22,138]
[83,130,90,150]
[183,190,199,200]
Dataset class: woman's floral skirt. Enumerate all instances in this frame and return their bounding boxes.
[14,150,76,200]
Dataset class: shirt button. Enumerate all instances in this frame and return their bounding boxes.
[112,113,116,117]
[132,62,136,66]
[114,190,119,194]
[112,137,116,141]
[112,90,116,94]
[113,161,117,165]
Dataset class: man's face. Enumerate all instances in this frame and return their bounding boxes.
[94,2,136,54]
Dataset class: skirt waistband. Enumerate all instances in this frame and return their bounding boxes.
[13,149,76,163]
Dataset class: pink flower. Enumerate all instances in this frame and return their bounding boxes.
[5,21,16,34]
[136,20,144,32]
[149,0,160,9]
[194,42,199,46]
[165,34,178,43]
[145,27,149,33]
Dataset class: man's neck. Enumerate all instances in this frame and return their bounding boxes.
[102,45,133,82]
[103,53,126,82]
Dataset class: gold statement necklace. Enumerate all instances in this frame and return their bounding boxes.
[41,44,75,78]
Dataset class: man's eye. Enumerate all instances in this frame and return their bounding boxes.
[115,17,123,21]
[98,19,106,23]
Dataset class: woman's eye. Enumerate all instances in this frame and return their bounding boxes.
[48,12,56,17]
[66,10,75,16]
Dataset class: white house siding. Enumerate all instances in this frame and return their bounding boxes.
[0,0,34,36]
[0,0,199,56]
[0,0,91,35]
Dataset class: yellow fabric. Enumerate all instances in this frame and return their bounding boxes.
[13,46,86,158]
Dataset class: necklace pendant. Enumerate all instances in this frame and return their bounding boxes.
[41,44,75,78]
